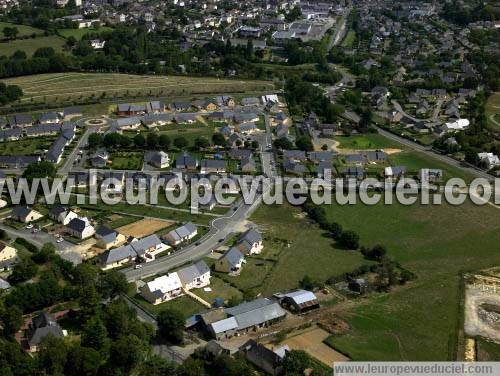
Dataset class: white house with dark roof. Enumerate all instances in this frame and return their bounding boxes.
[177,260,211,290]
[49,205,78,225]
[236,228,263,255]
[149,151,170,168]
[11,206,43,223]
[66,217,95,239]
[141,272,183,304]
[200,159,226,174]
[95,226,125,250]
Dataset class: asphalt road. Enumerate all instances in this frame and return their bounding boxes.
[123,197,260,282]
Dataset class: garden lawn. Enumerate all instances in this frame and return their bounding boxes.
[336,134,400,150]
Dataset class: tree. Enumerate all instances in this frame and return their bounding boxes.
[194,136,210,150]
[22,161,56,179]
[274,137,294,150]
[8,256,38,284]
[109,334,146,370]
[32,242,56,264]
[134,133,146,148]
[251,140,259,150]
[33,47,55,58]
[2,26,19,39]
[295,136,314,151]
[173,136,188,150]
[147,132,159,149]
[99,270,129,299]
[157,308,185,344]
[78,285,101,322]
[212,133,226,147]
[328,222,343,240]
[338,230,360,249]
[283,350,312,375]
[361,244,387,261]
[159,134,171,149]
[64,344,101,376]
[87,133,102,149]
[0,305,23,336]
[37,336,68,376]
[81,317,109,352]
[11,50,27,59]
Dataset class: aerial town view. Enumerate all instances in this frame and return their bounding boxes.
[0,0,499,375]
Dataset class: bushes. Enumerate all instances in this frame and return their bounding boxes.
[15,237,39,253]
[338,230,360,250]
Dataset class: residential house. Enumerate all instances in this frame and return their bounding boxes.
[241,155,256,172]
[38,112,59,124]
[177,260,211,290]
[175,113,197,124]
[237,122,257,134]
[49,205,78,225]
[273,290,319,313]
[478,152,500,169]
[101,171,125,195]
[62,107,82,120]
[46,136,67,164]
[317,160,334,178]
[234,112,259,124]
[116,103,145,116]
[283,159,306,175]
[215,247,244,274]
[66,217,95,239]
[0,242,17,270]
[141,273,184,304]
[142,113,174,129]
[193,99,218,111]
[384,166,407,179]
[363,151,388,163]
[146,101,165,113]
[0,128,23,141]
[67,171,92,188]
[200,159,226,174]
[11,206,43,223]
[26,312,65,352]
[308,151,334,163]
[215,96,235,107]
[175,153,198,170]
[239,340,285,376]
[90,148,109,168]
[275,124,289,138]
[0,155,40,168]
[170,101,192,112]
[100,234,166,269]
[162,222,197,246]
[95,226,125,249]
[240,97,260,106]
[343,167,366,180]
[235,228,263,255]
[149,151,170,168]
[0,278,10,290]
[116,116,142,130]
[345,154,365,165]
[283,150,306,162]
[420,168,443,183]
[25,124,61,137]
[9,113,33,128]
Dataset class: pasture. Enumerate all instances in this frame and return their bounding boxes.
[3,72,275,106]
[0,35,66,57]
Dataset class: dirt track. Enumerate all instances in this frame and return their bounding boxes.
[117,218,173,238]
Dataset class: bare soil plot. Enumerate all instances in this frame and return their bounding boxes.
[117,218,173,238]
[280,327,348,365]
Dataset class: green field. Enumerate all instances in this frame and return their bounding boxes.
[485,92,500,130]
[131,294,204,318]
[193,276,243,306]
[249,203,366,296]
[320,197,500,360]
[0,35,66,57]
[58,27,113,40]
[3,72,275,106]
[110,152,144,170]
[0,22,45,38]
[336,134,400,149]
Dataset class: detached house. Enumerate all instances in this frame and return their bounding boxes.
[95,226,125,250]
[177,260,211,290]
[236,228,263,255]
[0,243,17,269]
[175,153,198,170]
[66,217,95,239]
[141,272,183,305]
[11,206,43,223]
[200,159,226,174]
[149,151,170,168]
[26,312,65,353]
[215,247,244,274]
[49,205,78,225]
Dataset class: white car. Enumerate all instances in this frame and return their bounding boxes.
[26,223,33,229]
[56,237,64,243]
[134,264,143,269]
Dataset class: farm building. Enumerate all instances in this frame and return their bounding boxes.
[273,289,320,313]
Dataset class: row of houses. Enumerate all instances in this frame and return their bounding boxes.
[1,107,82,129]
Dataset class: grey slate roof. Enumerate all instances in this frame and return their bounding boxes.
[283,150,307,161]
[221,247,244,268]
[46,136,66,163]
[0,155,39,167]
[0,128,22,140]
[38,112,59,123]
[9,113,32,126]
[12,205,33,218]
[175,153,197,169]
[201,159,226,170]
[25,124,61,136]
[67,218,87,233]
[177,260,210,286]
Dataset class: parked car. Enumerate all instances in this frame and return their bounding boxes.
[26,223,33,229]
